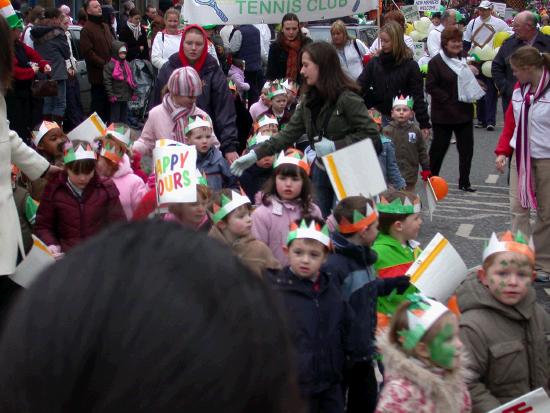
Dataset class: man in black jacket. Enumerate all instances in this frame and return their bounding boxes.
[492,11,550,112]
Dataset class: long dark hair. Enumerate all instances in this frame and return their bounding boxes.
[301,41,359,103]
[0,221,304,413]
[0,16,13,91]
[262,163,314,216]
[276,13,307,46]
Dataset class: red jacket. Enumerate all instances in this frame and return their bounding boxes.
[495,82,520,157]
[12,41,49,81]
[35,172,126,252]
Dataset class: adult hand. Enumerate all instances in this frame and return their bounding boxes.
[230,150,257,177]
[420,170,432,181]
[313,138,335,157]
[421,128,431,141]
[44,64,52,73]
[495,155,507,173]
[225,151,239,164]
[68,68,75,77]
[44,165,63,180]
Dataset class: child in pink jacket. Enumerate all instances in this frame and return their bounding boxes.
[228,58,250,101]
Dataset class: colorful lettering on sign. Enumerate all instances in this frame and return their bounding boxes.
[235,0,348,15]
[502,402,534,413]
[156,170,192,196]
[155,151,190,175]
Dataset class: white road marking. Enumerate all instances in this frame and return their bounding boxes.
[456,223,474,237]
[545,288,550,296]
[485,174,499,184]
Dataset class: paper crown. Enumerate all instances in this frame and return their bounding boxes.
[273,150,310,174]
[262,81,271,90]
[392,95,414,109]
[0,0,24,29]
[377,195,421,214]
[32,121,61,146]
[105,123,131,147]
[281,78,298,92]
[287,219,331,247]
[247,132,271,149]
[257,113,279,128]
[211,190,251,223]
[368,109,382,125]
[482,231,535,263]
[399,294,449,350]
[338,203,378,234]
[196,169,208,186]
[63,142,96,164]
[67,112,106,143]
[267,82,287,99]
[184,114,212,135]
[100,140,124,164]
[228,79,237,92]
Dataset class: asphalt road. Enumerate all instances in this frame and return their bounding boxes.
[413,109,550,313]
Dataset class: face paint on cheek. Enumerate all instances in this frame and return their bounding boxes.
[428,324,456,369]
[499,281,506,288]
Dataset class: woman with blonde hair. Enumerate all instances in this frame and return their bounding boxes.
[151,8,181,70]
[358,21,431,136]
[330,19,368,80]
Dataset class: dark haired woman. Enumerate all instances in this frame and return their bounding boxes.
[0,220,304,413]
[231,41,381,217]
[118,8,149,61]
[266,13,311,82]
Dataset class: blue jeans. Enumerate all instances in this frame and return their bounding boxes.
[43,79,66,117]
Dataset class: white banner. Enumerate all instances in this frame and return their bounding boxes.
[414,0,440,12]
[492,2,506,19]
[487,388,550,413]
[183,0,378,25]
[401,5,419,23]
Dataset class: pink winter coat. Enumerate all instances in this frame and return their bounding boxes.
[112,154,148,219]
[251,195,322,266]
[133,103,219,156]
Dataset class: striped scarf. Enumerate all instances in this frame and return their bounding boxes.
[516,67,550,209]
[162,94,195,143]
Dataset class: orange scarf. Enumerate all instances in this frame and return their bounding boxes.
[282,37,301,81]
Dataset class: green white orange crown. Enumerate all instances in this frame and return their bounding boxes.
[399,294,449,350]
[228,79,237,92]
[338,203,378,234]
[392,95,414,109]
[377,195,420,214]
[0,0,24,29]
[196,169,208,187]
[185,114,212,135]
[247,132,271,149]
[281,78,298,93]
[482,231,535,263]
[257,114,279,128]
[273,150,310,174]
[32,121,61,146]
[211,190,251,223]
[63,142,96,164]
[100,141,124,164]
[105,123,131,147]
[287,219,331,247]
[267,82,286,99]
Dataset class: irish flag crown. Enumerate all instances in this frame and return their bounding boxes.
[100,140,124,164]
[392,94,414,109]
[247,132,271,149]
[287,219,331,247]
[376,195,420,214]
[211,190,251,223]
[32,121,61,146]
[185,114,212,135]
[338,202,378,234]
[483,231,535,263]
[273,149,310,174]
[0,0,23,29]
[106,123,131,147]
[63,142,96,164]
[257,113,279,129]
[196,169,209,187]
[268,82,286,99]
[398,294,449,350]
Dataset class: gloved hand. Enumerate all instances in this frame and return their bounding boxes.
[313,137,336,157]
[383,275,411,294]
[230,150,258,177]
[109,96,117,103]
[47,245,65,261]
[304,145,316,163]
[131,95,138,102]
[420,170,432,181]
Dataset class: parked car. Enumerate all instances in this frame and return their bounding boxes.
[306,23,379,47]
[67,25,91,114]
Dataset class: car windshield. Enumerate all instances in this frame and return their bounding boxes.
[308,27,358,43]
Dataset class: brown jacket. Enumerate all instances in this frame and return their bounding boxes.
[457,274,550,413]
[80,19,113,85]
[208,226,281,278]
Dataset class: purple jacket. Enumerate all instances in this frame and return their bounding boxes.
[150,53,238,154]
[251,196,322,266]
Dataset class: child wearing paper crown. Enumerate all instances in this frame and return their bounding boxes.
[383,96,431,192]
[249,81,271,121]
[267,217,353,413]
[166,179,212,232]
[207,189,281,278]
[456,231,550,412]
[185,114,238,191]
[261,82,292,130]
[95,124,148,220]
[35,140,126,256]
[103,41,137,124]
[239,132,275,202]
[253,113,279,136]
[252,149,322,266]
[324,196,411,413]
[375,295,471,413]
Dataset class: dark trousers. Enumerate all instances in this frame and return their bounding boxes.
[311,161,335,218]
[477,74,497,126]
[244,69,263,106]
[308,383,344,413]
[344,361,378,413]
[5,85,33,145]
[110,101,129,123]
[64,75,85,131]
[430,121,474,188]
[0,276,22,332]
[90,83,110,123]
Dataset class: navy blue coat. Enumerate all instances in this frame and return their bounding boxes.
[151,53,239,155]
[268,267,353,395]
[239,163,272,202]
[196,147,238,191]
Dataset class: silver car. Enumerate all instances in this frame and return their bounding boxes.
[307,24,379,47]
[67,25,91,114]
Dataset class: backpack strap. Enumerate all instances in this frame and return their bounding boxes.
[353,38,363,59]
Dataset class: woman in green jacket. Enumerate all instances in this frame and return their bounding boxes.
[231,41,381,216]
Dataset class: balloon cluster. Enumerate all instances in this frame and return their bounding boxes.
[469,32,511,78]
[409,17,432,41]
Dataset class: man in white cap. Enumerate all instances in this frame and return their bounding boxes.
[464,1,510,131]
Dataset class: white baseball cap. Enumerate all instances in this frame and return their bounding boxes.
[478,1,493,9]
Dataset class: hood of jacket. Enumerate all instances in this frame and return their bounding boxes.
[111,40,127,58]
[113,154,133,179]
[197,147,222,167]
[378,331,471,413]
[30,25,64,43]
[331,231,378,266]
[457,273,538,321]
[168,49,219,77]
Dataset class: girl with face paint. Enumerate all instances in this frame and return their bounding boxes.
[375,296,472,413]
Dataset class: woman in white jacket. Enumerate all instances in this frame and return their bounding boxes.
[330,19,368,81]
[151,8,181,70]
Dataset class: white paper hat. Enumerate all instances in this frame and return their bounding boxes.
[482,231,535,263]
[105,123,131,147]
[400,295,449,349]
[257,114,279,128]
[67,113,106,143]
[392,95,414,109]
[184,114,213,134]
[32,121,61,146]
[211,190,251,223]
[287,219,331,247]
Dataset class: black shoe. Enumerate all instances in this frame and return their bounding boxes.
[459,186,477,192]
[486,125,495,131]
[474,122,486,129]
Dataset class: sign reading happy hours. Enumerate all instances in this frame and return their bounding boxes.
[184,0,377,25]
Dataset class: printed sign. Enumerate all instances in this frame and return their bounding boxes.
[487,388,550,413]
[153,143,197,204]
[11,235,55,288]
[67,112,106,143]
[424,180,437,220]
[322,138,387,200]
[492,2,506,19]
[401,5,420,22]
[414,0,441,12]
[406,233,468,302]
[413,41,425,61]
[183,0,378,25]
